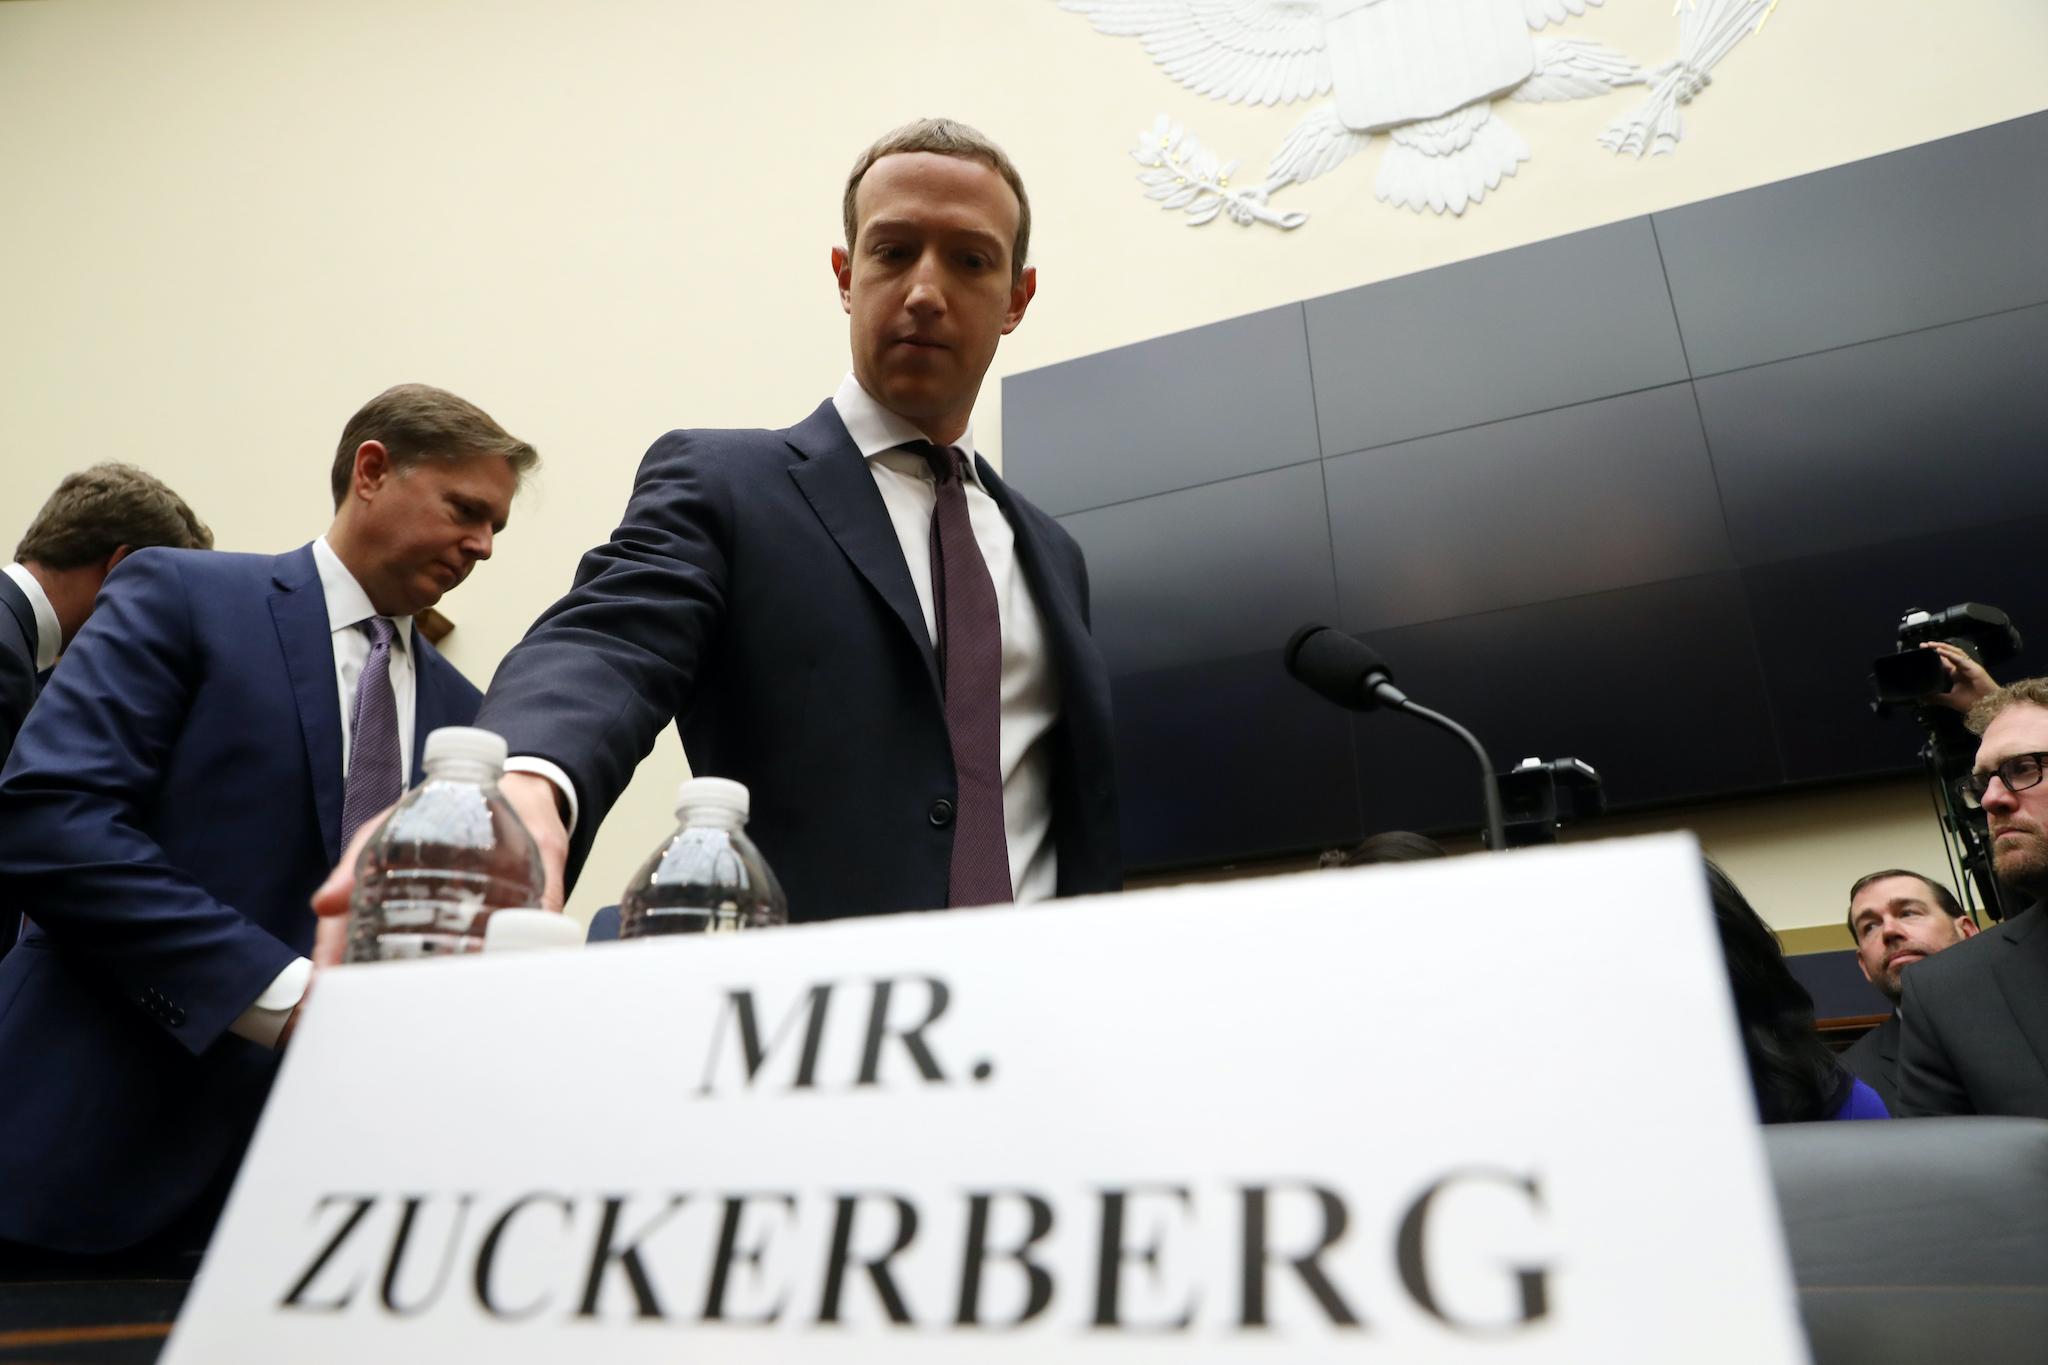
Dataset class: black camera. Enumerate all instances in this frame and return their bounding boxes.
[1498,757,1604,847]
[1870,603,2021,713]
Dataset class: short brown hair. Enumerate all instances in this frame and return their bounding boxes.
[1966,678,2048,735]
[842,118,1031,281]
[330,384,538,509]
[1845,869,1963,935]
[15,464,213,569]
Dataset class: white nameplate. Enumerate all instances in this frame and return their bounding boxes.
[165,834,1807,1363]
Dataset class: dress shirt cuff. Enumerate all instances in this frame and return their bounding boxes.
[230,956,313,1050]
[504,756,579,835]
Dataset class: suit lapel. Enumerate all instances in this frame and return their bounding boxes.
[1990,905,2048,1082]
[785,400,942,698]
[269,545,345,866]
[411,644,455,779]
[0,576,34,662]
[1873,1012,1900,1066]
[979,458,1087,670]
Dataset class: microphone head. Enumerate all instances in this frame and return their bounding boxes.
[1284,624,1395,711]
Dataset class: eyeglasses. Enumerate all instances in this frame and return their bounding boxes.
[1958,753,2048,809]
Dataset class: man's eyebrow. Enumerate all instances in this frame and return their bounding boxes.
[863,219,1006,251]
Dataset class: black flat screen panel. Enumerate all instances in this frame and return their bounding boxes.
[1326,383,1733,633]
[1742,514,2048,784]
[1113,650,1361,871]
[1698,303,2048,567]
[1347,573,1782,834]
[1304,218,1689,455]
[1002,304,1320,516]
[1655,111,2048,377]
[1059,463,1336,677]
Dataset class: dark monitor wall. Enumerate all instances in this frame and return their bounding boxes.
[1003,111,2048,874]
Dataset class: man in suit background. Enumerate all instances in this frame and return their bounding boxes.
[1839,868,1976,1114]
[0,384,535,1265]
[318,118,1118,935]
[2,462,212,769]
[1901,678,2048,1117]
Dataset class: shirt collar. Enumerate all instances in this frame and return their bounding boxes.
[2,563,61,671]
[831,372,986,490]
[312,537,414,653]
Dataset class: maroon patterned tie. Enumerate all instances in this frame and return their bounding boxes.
[911,441,1013,907]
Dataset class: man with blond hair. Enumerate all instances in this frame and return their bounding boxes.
[1900,678,2048,1116]
[3,463,212,767]
[318,119,1120,940]
[0,384,535,1267]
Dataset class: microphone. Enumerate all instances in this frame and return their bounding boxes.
[1284,624,1410,711]
[1284,625,1506,851]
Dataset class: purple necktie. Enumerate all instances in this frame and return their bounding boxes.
[912,442,1013,907]
[340,616,402,847]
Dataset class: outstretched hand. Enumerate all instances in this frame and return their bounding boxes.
[1920,641,1996,715]
[303,771,571,977]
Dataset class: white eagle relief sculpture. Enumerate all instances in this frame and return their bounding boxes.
[1066,0,1668,221]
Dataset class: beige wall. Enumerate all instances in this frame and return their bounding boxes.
[3,0,2043,928]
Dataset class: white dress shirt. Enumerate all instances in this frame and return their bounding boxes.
[511,375,1064,903]
[232,537,418,1046]
[2,562,61,670]
[833,374,1061,903]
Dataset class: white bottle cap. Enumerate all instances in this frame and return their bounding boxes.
[675,776,749,821]
[423,726,509,772]
[482,909,583,953]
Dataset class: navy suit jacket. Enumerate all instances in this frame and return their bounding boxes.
[1840,1011,1901,1117]
[0,572,36,771]
[477,401,1121,920]
[0,544,480,1253]
[1899,903,2048,1117]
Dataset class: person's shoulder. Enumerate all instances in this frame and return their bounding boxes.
[121,545,280,583]
[1841,1019,1889,1062]
[102,546,270,602]
[644,417,818,465]
[1912,908,2029,995]
[412,633,480,698]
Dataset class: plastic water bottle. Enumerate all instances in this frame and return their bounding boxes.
[346,726,548,962]
[618,777,788,937]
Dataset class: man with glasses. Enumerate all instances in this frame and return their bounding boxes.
[1899,677,2048,1116]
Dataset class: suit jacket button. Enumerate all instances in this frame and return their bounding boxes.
[928,798,955,827]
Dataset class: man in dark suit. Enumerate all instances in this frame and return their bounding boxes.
[1839,868,1976,1113]
[319,119,1119,932]
[2,463,212,768]
[1901,678,2048,1117]
[0,384,535,1263]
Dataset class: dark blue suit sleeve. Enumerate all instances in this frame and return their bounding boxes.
[477,431,734,885]
[0,553,298,1055]
[1896,969,1974,1116]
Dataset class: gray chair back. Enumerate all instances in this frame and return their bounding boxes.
[1766,1117,2048,1364]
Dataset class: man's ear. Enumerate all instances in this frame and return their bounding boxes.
[832,246,853,315]
[104,545,134,573]
[1001,264,1037,336]
[1958,917,1980,940]
[352,440,393,500]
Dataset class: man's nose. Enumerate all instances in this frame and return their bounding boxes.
[904,254,945,313]
[467,527,494,561]
[1982,776,2020,812]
